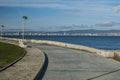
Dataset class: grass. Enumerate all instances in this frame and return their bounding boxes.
[113,57,120,61]
[113,54,120,62]
[0,42,25,68]
[110,50,120,62]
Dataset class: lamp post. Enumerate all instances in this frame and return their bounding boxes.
[22,16,27,40]
[1,25,4,40]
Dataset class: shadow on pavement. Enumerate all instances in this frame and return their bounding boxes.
[34,53,49,80]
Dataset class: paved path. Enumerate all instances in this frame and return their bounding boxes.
[0,40,45,80]
[30,43,120,80]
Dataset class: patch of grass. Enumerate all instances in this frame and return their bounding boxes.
[112,50,120,62]
[113,55,120,62]
[113,57,120,61]
[0,42,25,68]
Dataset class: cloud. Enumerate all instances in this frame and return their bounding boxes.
[0,0,108,11]
[0,0,113,17]
[0,0,60,3]
[0,3,82,12]
[55,24,91,31]
[95,21,120,27]
[0,0,76,10]
[112,5,120,12]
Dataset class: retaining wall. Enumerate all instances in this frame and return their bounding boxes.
[3,37,119,58]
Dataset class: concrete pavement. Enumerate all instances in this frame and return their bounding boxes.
[1,39,120,80]
[30,43,120,80]
[0,41,45,80]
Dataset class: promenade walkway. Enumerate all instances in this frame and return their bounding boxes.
[30,43,120,80]
[0,40,45,80]
[1,39,120,80]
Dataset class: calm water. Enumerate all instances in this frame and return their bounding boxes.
[4,35,120,50]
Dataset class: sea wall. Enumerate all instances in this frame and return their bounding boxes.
[3,37,119,58]
[30,39,115,58]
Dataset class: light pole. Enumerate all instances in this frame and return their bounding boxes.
[1,25,4,40]
[22,16,27,40]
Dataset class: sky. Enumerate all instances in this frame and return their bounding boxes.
[1,0,120,31]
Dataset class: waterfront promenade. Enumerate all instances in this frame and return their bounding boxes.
[0,40,45,80]
[0,39,120,80]
[30,43,120,80]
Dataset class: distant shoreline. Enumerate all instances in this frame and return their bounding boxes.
[2,34,120,36]
[2,29,120,36]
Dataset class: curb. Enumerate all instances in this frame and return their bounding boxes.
[34,52,48,80]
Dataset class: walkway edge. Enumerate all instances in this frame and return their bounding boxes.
[34,52,48,80]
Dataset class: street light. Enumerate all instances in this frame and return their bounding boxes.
[1,25,4,40]
[22,16,28,40]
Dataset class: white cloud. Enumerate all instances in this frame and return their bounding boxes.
[95,21,120,27]
[0,0,113,15]
[112,5,120,12]
[0,3,64,8]
[0,0,60,3]
[54,24,91,31]
[0,2,80,11]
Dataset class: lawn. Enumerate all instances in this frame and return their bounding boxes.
[0,42,25,68]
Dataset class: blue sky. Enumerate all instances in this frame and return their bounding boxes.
[1,0,120,31]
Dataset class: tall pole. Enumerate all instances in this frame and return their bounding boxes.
[22,17,25,40]
[22,16,27,41]
[1,25,4,40]
[0,26,2,40]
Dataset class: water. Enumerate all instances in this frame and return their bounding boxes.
[4,35,120,50]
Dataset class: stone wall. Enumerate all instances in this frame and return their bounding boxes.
[3,37,119,58]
